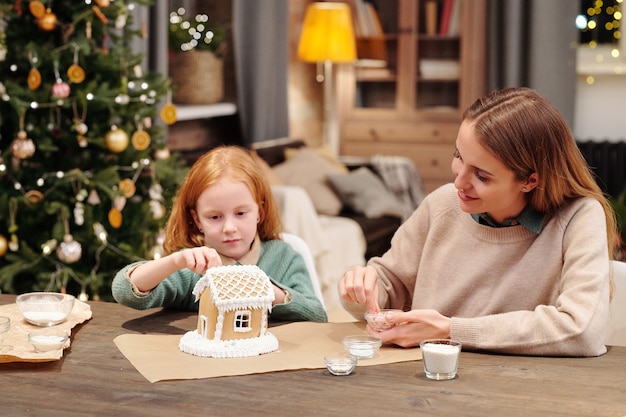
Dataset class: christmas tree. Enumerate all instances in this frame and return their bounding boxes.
[0,1,187,300]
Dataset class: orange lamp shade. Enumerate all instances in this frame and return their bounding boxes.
[297,2,357,63]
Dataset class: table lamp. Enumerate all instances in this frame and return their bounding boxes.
[298,2,356,156]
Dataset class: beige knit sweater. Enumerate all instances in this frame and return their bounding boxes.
[369,183,610,357]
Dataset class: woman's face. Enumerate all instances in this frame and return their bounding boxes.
[191,176,259,260]
[451,120,531,224]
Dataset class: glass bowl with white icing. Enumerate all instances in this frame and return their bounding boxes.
[324,353,357,375]
[342,335,382,359]
[16,292,75,327]
[364,309,402,331]
[29,329,69,352]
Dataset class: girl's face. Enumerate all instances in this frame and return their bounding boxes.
[191,176,260,260]
[451,120,533,224]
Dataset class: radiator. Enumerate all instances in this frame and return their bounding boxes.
[577,141,626,198]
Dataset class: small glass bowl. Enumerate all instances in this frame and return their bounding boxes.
[324,353,357,376]
[364,309,402,331]
[16,292,75,327]
[342,335,382,359]
[29,330,69,352]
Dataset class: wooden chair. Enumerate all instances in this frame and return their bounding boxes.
[281,232,326,309]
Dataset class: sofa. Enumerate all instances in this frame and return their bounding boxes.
[251,138,426,311]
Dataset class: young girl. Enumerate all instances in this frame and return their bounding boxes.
[112,146,327,322]
[339,87,618,356]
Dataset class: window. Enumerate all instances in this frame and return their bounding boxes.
[578,0,622,46]
[233,310,252,332]
[576,0,626,75]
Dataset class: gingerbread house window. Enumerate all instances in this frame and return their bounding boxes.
[234,310,252,332]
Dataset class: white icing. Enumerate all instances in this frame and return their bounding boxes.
[182,264,279,358]
[179,330,279,358]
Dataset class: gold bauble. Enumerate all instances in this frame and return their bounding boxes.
[38,11,57,32]
[95,0,111,7]
[0,234,7,257]
[104,127,129,153]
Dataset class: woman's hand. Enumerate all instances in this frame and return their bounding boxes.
[173,246,222,275]
[367,309,451,348]
[339,265,380,313]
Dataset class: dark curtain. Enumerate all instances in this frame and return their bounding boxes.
[232,0,290,145]
[487,0,579,127]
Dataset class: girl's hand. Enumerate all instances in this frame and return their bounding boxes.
[367,309,451,348]
[173,246,222,275]
[339,265,380,313]
[271,284,290,305]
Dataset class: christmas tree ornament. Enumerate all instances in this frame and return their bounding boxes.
[95,0,111,8]
[154,147,171,160]
[51,60,70,99]
[38,9,57,32]
[51,79,70,98]
[57,234,82,264]
[131,129,151,151]
[24,190,44,206]
[149,200,165,220]
[87,189,101,205]
[108,207,123,229]
[74,202,85,226]
[160,103,177,125]
[0,234,7,257]
[118,178,136,198]
[149,183,163,201]
[28,67,42,90]
[67,64,85,84]
[104,125,129,153]
[29,1,46,18]
[11,130,36,159]
[113,195,126,211]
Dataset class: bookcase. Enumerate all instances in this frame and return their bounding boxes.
[337,0,487,192]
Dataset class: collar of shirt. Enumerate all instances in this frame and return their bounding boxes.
[471,205,544,234]
[218,234,261,266]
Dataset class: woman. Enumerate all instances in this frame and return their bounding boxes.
[339,87,617,356]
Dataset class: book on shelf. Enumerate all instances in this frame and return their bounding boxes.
[425,0,438,35]
[447,0,461,36]
[354,0,387,63]
[354,0,384,37]
[438,0,454,35]
[419,59,460,80]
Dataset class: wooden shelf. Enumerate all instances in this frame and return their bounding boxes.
[174,102,237,122]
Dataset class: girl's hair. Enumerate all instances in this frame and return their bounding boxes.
[463,87,618,259]
[163,145,283,255]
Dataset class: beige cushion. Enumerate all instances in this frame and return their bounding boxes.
[251,150,283,186]
[284,146,348,174]
[272,148,344,215]
[328,167,403,219]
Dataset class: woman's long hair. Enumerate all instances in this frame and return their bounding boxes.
[163,146,282,255]
[464,87,618,259]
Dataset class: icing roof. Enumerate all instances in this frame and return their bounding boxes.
[192,265,275,311]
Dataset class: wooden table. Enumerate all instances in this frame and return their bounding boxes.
[1,294,625,417]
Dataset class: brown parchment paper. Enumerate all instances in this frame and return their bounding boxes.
[0,299,92,363]
[114,321,422,383]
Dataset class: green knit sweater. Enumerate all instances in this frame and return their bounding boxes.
[352,183,610,357]
[111,240,327,322]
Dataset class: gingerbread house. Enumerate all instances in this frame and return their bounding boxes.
[179,265,279,358]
